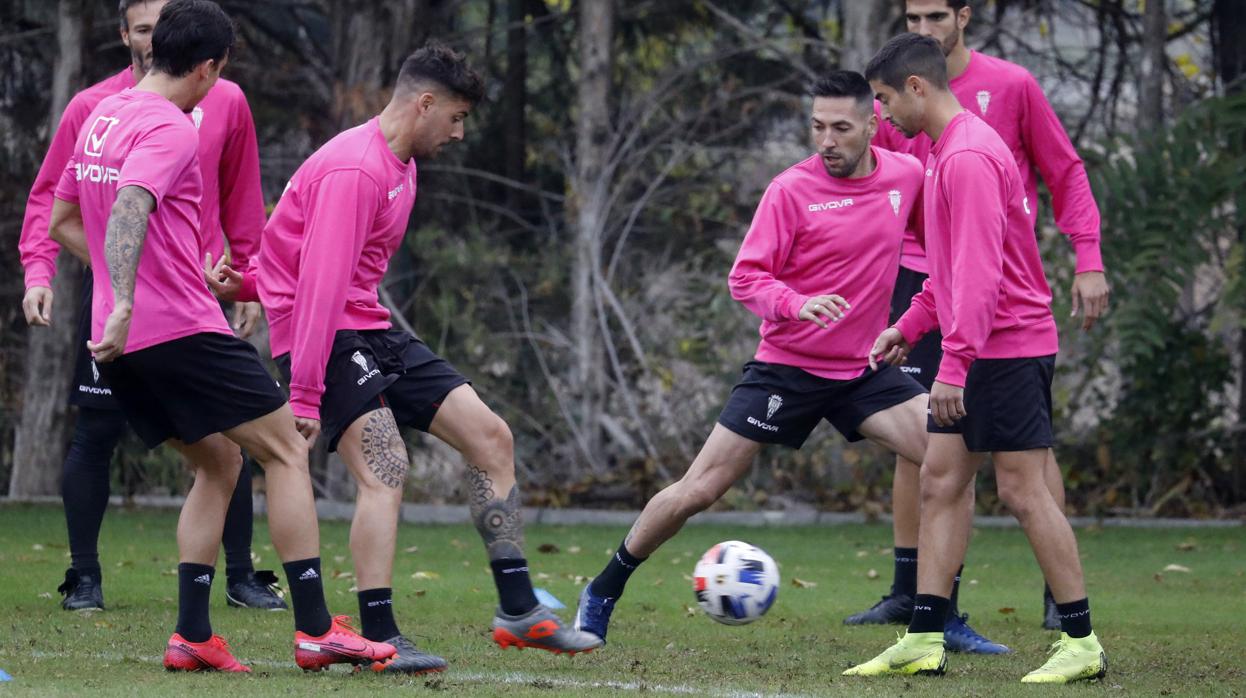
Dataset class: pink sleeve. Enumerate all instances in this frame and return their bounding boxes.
[19,96,92,290]
[894,278,939,346]
[728,182,809,322]
[217,93,265,270]
[118,122,199,205]
[287,170,379,420]
[1021,73,1103,273]
[934,153,1008,387]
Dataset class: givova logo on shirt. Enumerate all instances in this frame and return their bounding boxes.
[84,115,120,156]
[808,198,853,212]
[351,351,381,386]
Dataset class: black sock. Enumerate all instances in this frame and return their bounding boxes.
[589,542,647,599]
[176,563,215,643]
[282,558,331,636]
[948,564,964,615]
[62,407,127,576]
[490,558,539,615]
[908,594,950,634]
[222,459,255,585]
[1056,598,1092,638]
[357,587,401,641]
[892,547,918,598]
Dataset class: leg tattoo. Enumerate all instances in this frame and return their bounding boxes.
[468,464,523,560]
[360,409,408,489]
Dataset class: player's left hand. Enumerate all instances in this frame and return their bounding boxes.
[87,306,132,363]
[233,301,262,339]
[1070,271,1109,331]
[204,253,244,302]
[928,380,966,427]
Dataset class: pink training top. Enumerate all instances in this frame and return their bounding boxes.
[54,89,232,352]
[893,112,1059,387]
[257,116,417,419]
[729,147,924,379]
[873,50,1102,275]
[20,68,264,290]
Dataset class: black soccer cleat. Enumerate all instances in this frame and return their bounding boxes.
[58,568,104,611]
[843,591,913,625]
[225,570,288,610]
[375,635,448,674]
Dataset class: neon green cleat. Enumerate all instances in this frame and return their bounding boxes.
[1021,632,1107,684]
[842,631,947,677]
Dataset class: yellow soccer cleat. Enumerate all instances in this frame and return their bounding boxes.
[1021,632,1107,684]
[842,631,947,677]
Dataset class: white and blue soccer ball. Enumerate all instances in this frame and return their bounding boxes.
[692,540,780,625]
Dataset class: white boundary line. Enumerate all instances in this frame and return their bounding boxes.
[7,649,816,698]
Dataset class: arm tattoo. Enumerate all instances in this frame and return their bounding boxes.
[104,186,156,307]
[359,408,408,489]
[468,464,524,560]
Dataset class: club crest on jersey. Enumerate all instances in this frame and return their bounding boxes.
[766,394,783,420]
[888,189,902,216]
[84,115,120,156]
[191,106,204,129]
[976,90,991,115]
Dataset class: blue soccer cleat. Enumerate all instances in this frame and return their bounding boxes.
[944,613,1011,654]
[573,579,617,643]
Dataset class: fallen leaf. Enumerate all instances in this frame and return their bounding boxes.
[450,539,465,550]
[413,589,426,597]
[568,546,582,554]
[347,585,357,593]
[682,574,693,582]
[32,544,44,551]
[998,607,1016,615]
[38,592,52,599]
[652,578,664,587]
[855,550,868,558]
[1176,541,1197,552]
[538,543,560,554]
[968,579,979,586]
[536,573,551,581]
[404,545,420,554]
[791,578,817,589]
[683,606,697,618]
[333,555,346,564]
[1163,564,1191,573]
[412,571,441,580]
[866,569,879,580]
[1153,573,1164,583]
[331,569,354,580]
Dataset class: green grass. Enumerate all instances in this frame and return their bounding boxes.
[0,504,1242,696]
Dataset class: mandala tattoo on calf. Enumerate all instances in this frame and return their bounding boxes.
[360,409,408,489]
[468,464,524,560]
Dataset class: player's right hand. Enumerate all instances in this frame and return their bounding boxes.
[869,327,911,370]
[22,286,54,326]
[798,294,851,329]
[203,253,244,302]
[295,417,321,448]
[87,306,132,363]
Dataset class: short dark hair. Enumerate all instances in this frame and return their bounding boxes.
[865,33,948,92]
[396,43,485,105]
[904,0,970,12]
[118,0,159,30]
[809,70,874,112]
[150,0,234,78]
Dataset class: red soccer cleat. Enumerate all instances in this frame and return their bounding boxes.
[163,633,251,672]
[294,615,398,672]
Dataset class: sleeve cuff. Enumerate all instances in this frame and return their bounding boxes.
[935,351,972,388]
[24,264,55,291]
[894,314,926,347]
[784,293,811,321]
[1072,239,1104,274]
[237,272,259,303]
[289,389,322,421]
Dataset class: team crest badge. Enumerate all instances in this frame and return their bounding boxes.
[976,90,991,115]
[191,106,204,129]
[90,359,99,383]
[766,394,783,421]
[888,189,902,216]
[351,351,369,373]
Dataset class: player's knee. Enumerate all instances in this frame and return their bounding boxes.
[996,477,1036,521]
[919,464,961,504]
[675,479,721,515]
[475,413,514,471]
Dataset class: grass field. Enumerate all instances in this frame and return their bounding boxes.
[0,504,1242,696]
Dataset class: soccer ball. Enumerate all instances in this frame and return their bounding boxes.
[692,540,780,625]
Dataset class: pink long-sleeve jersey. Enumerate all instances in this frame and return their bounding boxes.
[19,68,264,290]
[729,147,924,379]
[873,50,1102,275]
[893,112,1059,388]
[257,117,417,419]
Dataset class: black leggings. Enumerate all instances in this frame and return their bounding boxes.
[61,406,256,579]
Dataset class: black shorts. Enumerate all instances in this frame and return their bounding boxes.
[889,265,942,390]
[69,269,120,410]
[98,332,287,449]
[275,329,470,452]
[717,361,926,449]
[928,355,1056,453]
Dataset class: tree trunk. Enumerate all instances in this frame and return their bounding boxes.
[1138,0,1167,131]
[9,0,87,498]
[569,0,614,468]
[327,0,426,131]
[839,0,900,72]
[503,0,528,211]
